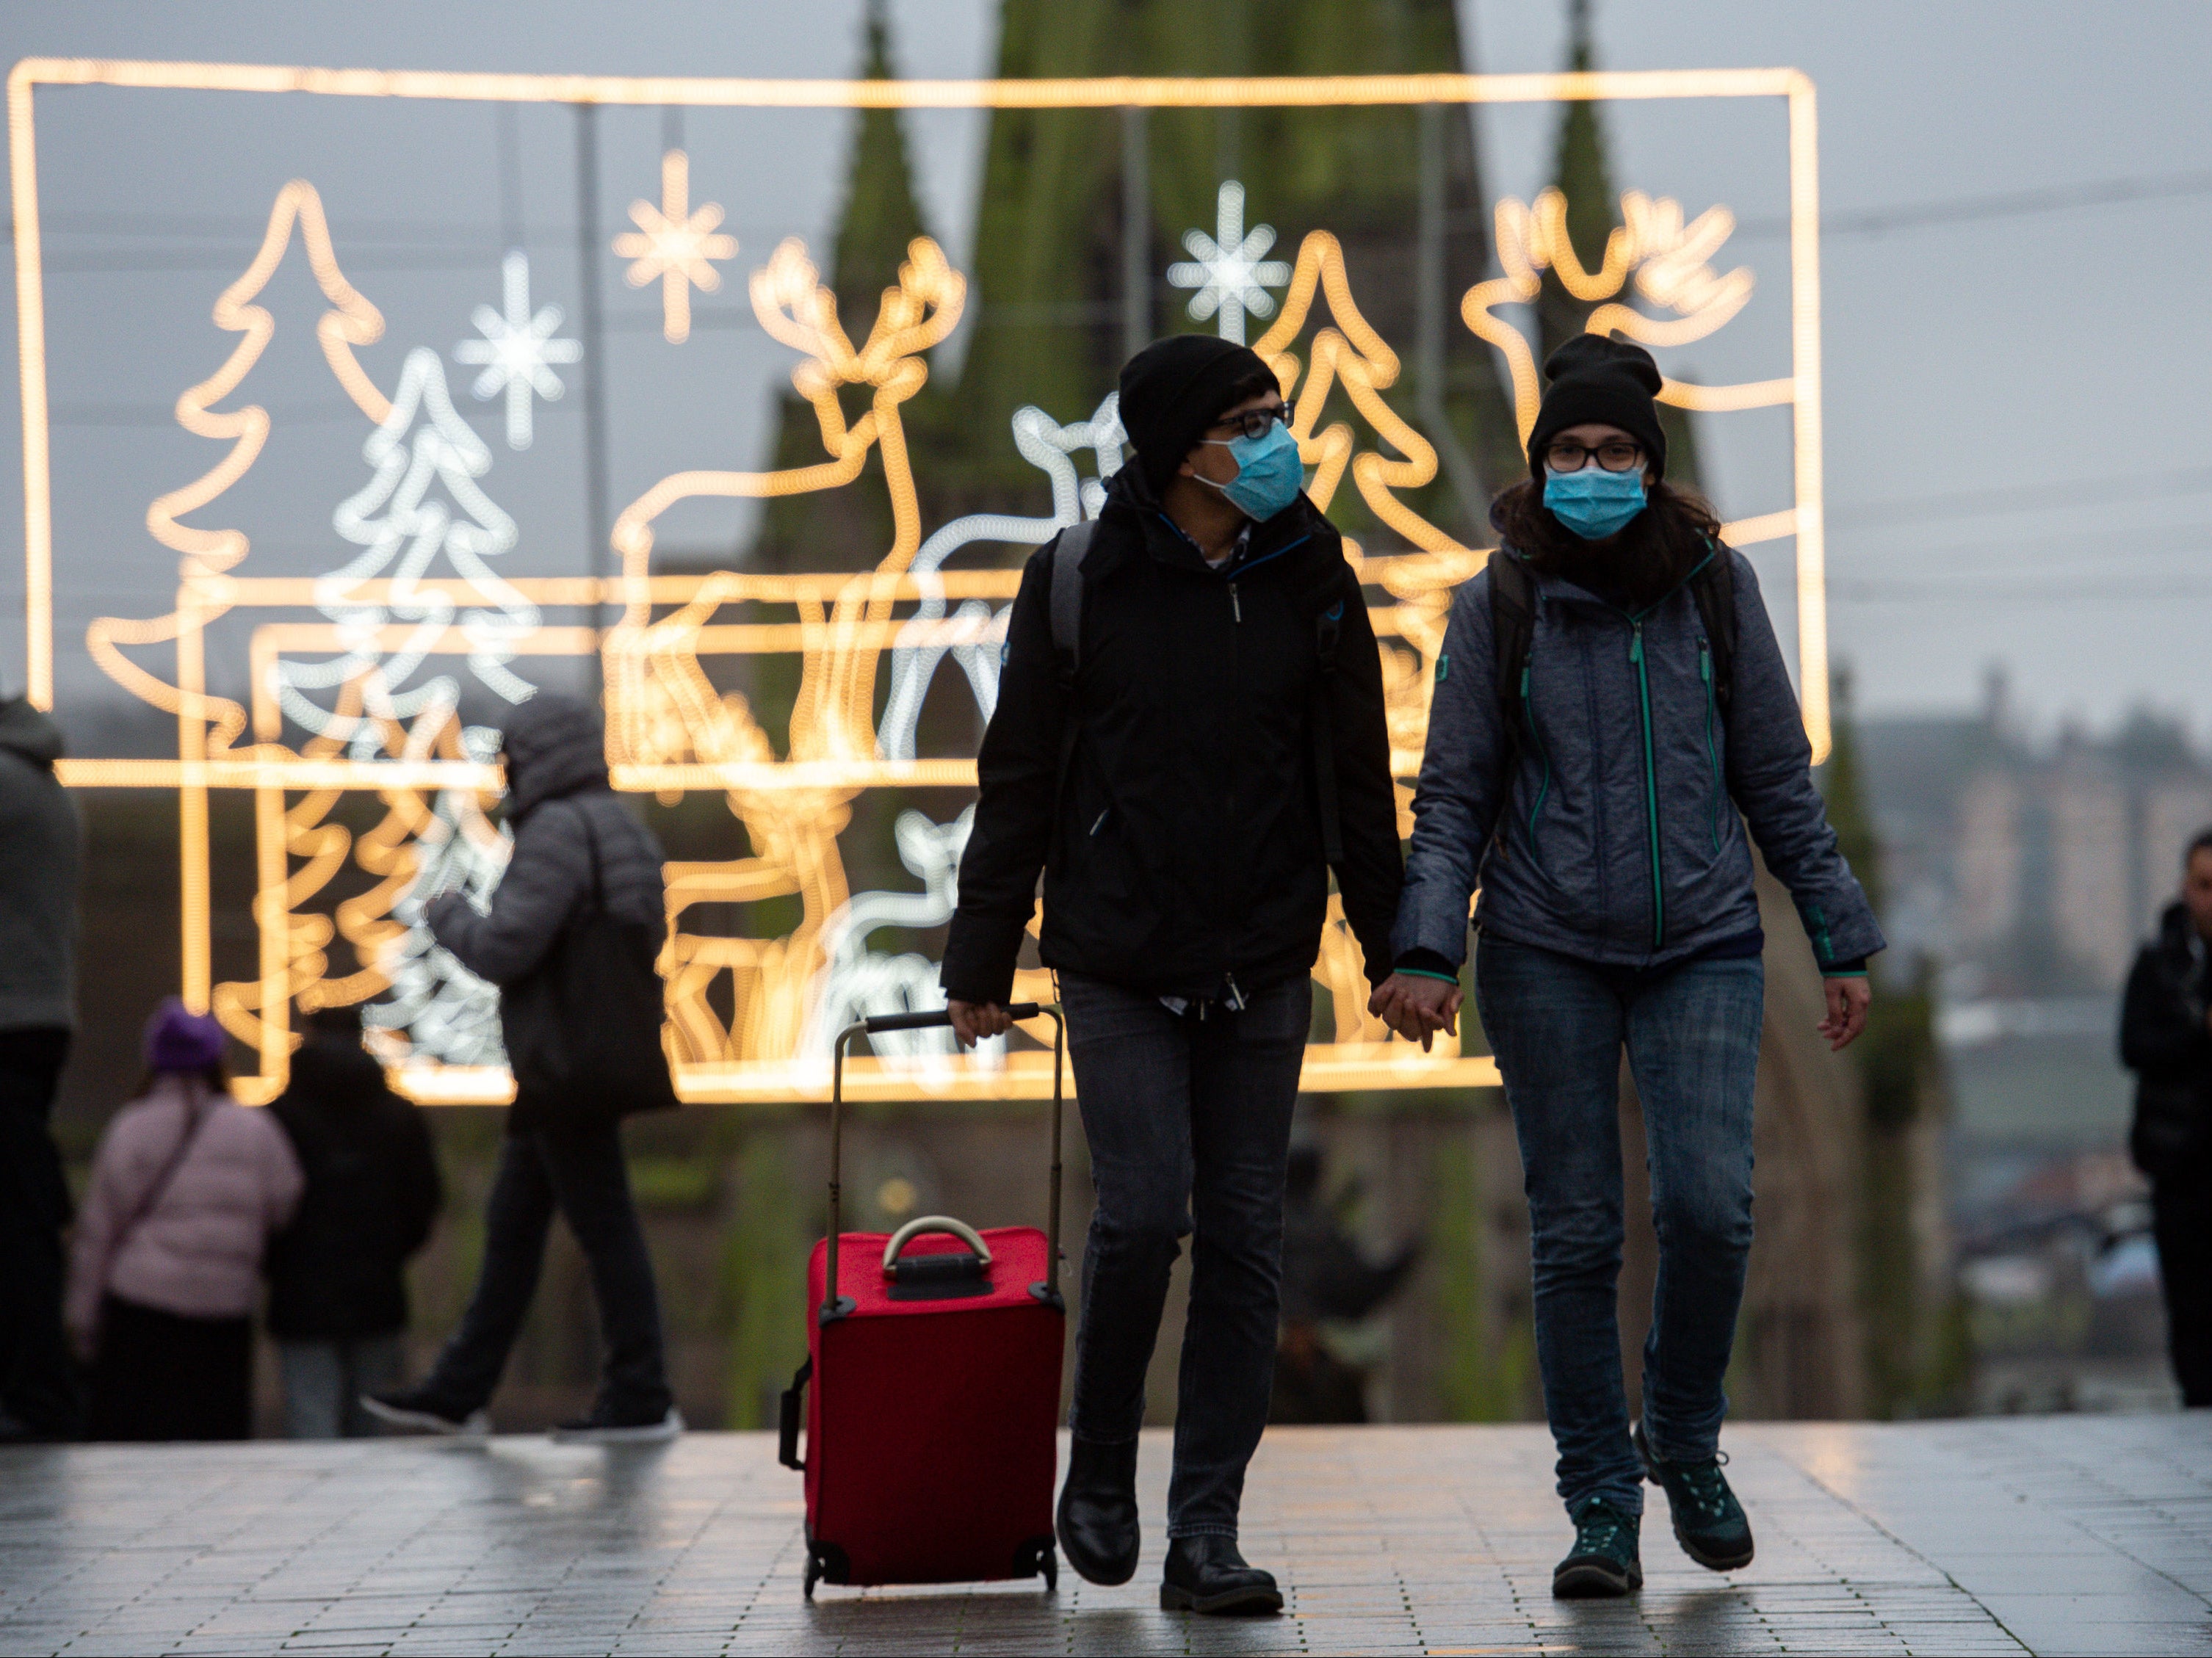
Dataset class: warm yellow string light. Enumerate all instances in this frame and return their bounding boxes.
[612,150,736,344]
[11,62,1821,1099]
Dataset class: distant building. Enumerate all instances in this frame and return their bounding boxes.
[1864,669,2212,999]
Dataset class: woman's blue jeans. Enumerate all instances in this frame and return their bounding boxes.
[1474,935,1763,1520]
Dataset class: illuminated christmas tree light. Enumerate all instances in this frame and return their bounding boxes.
[613,149,737,344]
[454,249,580,450]
[1167,181,1290,345]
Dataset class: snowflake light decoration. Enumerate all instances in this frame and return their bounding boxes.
[1167,181,1291,346]
[453,249,580,450]
[612,149,737,344]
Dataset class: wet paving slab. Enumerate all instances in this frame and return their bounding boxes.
[1,1416,2206,1654]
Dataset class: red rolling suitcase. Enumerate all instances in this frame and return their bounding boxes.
[778,1003,1066,1597]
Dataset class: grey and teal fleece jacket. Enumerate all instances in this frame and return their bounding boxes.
[1392,545,1883,975]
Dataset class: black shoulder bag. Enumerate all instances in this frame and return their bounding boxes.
[505,803,680,1123]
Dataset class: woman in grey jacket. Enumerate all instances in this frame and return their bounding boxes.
[1372,337,1883,1599]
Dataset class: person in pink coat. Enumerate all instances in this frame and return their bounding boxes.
[66,1001,303,1440]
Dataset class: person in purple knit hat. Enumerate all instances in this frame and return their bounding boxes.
[67,999,302,1440]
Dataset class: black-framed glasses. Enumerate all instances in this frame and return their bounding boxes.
[1544,439,1644,473]
[1209,405,1289,442]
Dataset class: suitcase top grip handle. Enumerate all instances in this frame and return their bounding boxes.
[882,1214,992,1272]
[862,1002,1041,1035]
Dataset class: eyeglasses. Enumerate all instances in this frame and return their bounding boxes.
[1544,439,1644,473]
[1209,405,1289,442]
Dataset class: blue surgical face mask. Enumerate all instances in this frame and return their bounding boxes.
[1199,421,1305,521]
[1543,466,1647,540]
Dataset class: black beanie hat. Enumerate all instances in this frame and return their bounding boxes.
[1526,334,1667,480]
[1118,335,1274,493]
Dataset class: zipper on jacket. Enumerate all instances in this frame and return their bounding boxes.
[1628,620,1664,949]
[1699,637,1722,852]
[1229,581,1241,622]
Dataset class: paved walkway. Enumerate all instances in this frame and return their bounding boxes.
[1,1416,2206,1655]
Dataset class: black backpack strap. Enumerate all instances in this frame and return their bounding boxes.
[1688,537,1738,717]
[1306,572,1348,866]
[1048,520,1097,684]
[1047,521,1099,809]
[1487,551,1537,848]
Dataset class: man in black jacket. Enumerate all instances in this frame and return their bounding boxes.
[267,1006,442,1437]
[941,336,1403,1614]
[2119,828,2212,1408]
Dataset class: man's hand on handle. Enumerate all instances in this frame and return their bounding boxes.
[1368,972,1464,1053]
[947,999,1012,1049]
[1819,976,1873,1051]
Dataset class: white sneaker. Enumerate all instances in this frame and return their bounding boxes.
[549,1405,684,1444]
[360,1394,491,1438]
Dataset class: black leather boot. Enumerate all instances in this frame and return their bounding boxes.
[1055,1438,1141,1586]
[1160,1535,1283,1615]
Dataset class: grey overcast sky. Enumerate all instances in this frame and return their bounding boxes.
[0,1,2205,738]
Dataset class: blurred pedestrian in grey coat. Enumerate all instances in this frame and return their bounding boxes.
[363,694,681,1443]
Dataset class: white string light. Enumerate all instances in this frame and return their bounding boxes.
[875,394,1125,764]
[1167,181,1290,345]
[803,806,977,1071]
[272,346,538,1068]
[454,249,580,451]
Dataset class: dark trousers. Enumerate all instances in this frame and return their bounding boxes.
[87,1295,251,1441]
[2153,1172,2212,1408]
[1060,971,1307,1540]
[1475,937,1765,1519]
[423,1115,671,1417]
[0,1027,77,1439]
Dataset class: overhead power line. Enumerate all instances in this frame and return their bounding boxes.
[1736,170,2212,239]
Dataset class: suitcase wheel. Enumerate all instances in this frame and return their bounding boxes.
[1013,1535,1058,1592]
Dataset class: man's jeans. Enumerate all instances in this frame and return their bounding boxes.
[0,1028,77,1440]
[1060,971,1307,1540]
[422,1117,673,1419]
[1474,937,1763,1519]
[279,1333,405,1438]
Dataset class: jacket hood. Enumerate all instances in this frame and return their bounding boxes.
[0,698,63,768]
[2158,900,2203,960]
[281,1033,391,1111]
[499,693,609,823]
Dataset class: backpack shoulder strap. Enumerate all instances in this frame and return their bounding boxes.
[1688,538,1738,715]
[1049,519,1098,684]
[1488,552,1536,826]
[1048,519,1099,811]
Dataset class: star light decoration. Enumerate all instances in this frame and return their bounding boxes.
[613,149,737,344]
[453,249,581,450]
[1167,181,1291,346]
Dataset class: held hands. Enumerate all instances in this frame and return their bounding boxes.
[1818,976,1873,1051]
[947,999,1011,1049]
[1369,972,1464,1052]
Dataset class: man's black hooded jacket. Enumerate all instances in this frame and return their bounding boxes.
[940,465,1402,1004]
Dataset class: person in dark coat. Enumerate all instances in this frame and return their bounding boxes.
[1268,1143,1420,1425]
[1378,338,1884,1598]
[363,692,682,1443]
[941,335,1404,1615]
[2118,827,2212,1408]
[0,696,82,1441]
[266,1005,442,1438]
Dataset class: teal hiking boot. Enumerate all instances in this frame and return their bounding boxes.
[1552,1496,1642,1599]
[1634,1421,1754,1571]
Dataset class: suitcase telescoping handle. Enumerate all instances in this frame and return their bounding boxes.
[825,1003,1063,1322]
